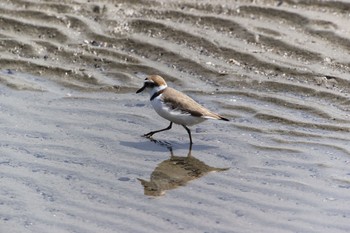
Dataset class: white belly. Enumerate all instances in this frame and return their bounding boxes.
[151,97,206,126]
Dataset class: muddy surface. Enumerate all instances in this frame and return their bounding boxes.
[0,1,349,233]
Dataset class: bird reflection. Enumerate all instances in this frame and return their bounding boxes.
[138,140,229,196]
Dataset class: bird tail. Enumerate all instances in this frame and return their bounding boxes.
[204,112,229,121]
[219,116,229,121]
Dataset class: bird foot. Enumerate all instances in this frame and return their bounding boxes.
[143,133,154,138]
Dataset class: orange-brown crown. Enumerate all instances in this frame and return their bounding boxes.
[146,75,167,86]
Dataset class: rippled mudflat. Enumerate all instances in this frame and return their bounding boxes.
[0,1,349,233]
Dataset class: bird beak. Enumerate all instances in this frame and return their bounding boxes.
[136,84,146,93]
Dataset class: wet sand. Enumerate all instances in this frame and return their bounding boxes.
[0,0,349,233]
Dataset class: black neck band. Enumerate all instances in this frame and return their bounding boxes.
[150,89,165,101]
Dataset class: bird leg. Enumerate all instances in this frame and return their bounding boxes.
[144,122,173,138]
[182,125,193,145]
[187,141,193,157]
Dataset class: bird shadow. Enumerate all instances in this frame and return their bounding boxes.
[136,139,229,196]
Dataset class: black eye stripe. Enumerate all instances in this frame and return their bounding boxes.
[145,82,155,87]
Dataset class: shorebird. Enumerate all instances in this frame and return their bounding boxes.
[136,75,229,144]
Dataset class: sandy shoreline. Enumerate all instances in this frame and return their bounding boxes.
[1,0,350,233]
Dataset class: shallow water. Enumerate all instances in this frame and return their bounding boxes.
[0,0,349,233]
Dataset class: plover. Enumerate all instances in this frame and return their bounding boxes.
[136,75,229,144]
